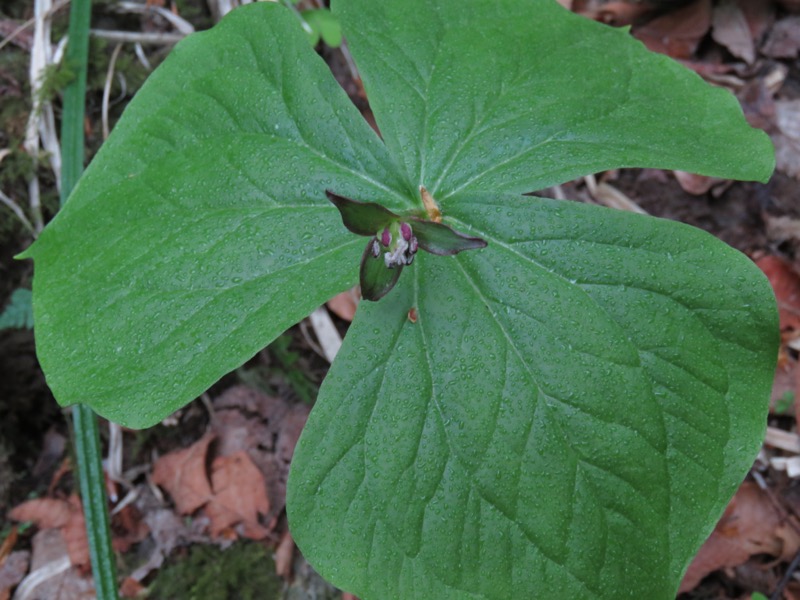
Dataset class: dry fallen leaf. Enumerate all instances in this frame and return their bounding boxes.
[773,100,800,180]
[274,529,295,579]
[762,16,800,58]
[206,451,271,539]
[756,255,800,332]
[9,496,90,569]
[152,433,215,515]
[327,287,359,322]
[672,171,729,196]
[712,0,756,63]
[680,482,800,592]
[633,0,712,59]
[0,551,29,599]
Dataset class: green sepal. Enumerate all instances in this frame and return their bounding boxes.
[327,190,399,236]
[411,218,487,256]
[359,239,403,301]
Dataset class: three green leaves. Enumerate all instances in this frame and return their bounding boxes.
[23,0,776,598]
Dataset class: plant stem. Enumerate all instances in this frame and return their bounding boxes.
[61,0,91,201]
[73,404,118,599]
[62,0,119,597]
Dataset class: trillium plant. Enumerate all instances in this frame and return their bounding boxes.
[23,0,777,598]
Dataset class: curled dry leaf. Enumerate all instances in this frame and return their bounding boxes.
[327,288,359,322]
[679,482,800,593]
[773,100,800,180]
[711,0,756,64]
[761,16,800,58]
[756,255,800,332]
[0,551,29,598]
[673,171,730,196]
[206,451,271,539]
[8,496,89,569]
[633,0,712,59]
[152,433,215,515]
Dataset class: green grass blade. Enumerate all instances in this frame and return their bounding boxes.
[61,0,119,597]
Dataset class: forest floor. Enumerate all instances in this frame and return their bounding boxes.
[1,0,800,598]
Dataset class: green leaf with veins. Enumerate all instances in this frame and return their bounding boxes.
[22,0,776,597]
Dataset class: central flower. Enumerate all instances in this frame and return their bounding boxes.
[326,190,487,301]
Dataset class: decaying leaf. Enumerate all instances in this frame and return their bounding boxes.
[152,433,215,515]
[9,496,89,569]
[773,100,800,180]
[680,482,800,592]
[757,255,800,332]
[206,451,270,539]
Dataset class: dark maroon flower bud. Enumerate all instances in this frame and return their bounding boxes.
[400,222,412,241]
[381,228,392,247]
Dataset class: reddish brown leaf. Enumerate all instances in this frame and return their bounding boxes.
[711,0,756,63]
[0,551,29,598]
[756,255,800,331]
[772,100,800,180]
[680,482,800,593]
[206,451,270,539]
[762,16,800,58]
[327,287,359,322]
[274,529,294,580]
[8,496,90,569]
[633,0,712,59]
[152,433,215,515]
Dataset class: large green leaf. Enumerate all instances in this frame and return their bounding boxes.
[21,3,409,426]
[336,0,773,195]
[288,195,776,599]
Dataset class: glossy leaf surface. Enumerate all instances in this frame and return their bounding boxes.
[289,196,776,599]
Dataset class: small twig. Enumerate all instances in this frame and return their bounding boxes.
[133,42,151,70]
[338,39,361,85]
[771,547,800,600]
[102,43,123,140]
[90,28,186,45]
[113,1,195,35]
[0,189,37,237]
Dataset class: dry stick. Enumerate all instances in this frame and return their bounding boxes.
[24,0,52,234]
[0,189,36,236]
[770,547,800,600]
[90,29,185,45]
[101,43,123,140]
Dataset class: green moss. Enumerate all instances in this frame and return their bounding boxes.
[149,542,282,600]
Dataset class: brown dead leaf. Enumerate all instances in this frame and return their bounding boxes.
[757,255,800,331]
[739,0,775,44]
[773,100,800,180]
[120,576,146,598]
[586,1,652,26]
[274,529,294,579]
[0,551,29,598]
[672,171,729,196]
[9,496,90,569]
[152,433,215,515]
[711,0,755,63]
[680,482,800,593]
[762,16,800,58]
[206,451,271,539]
[211,386,310,523]
[21,529,95,599]
[633,0,712,59]
[327,287,359,322]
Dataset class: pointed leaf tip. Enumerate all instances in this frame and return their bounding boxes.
[326,190,398,237]
[410,218,487,256]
